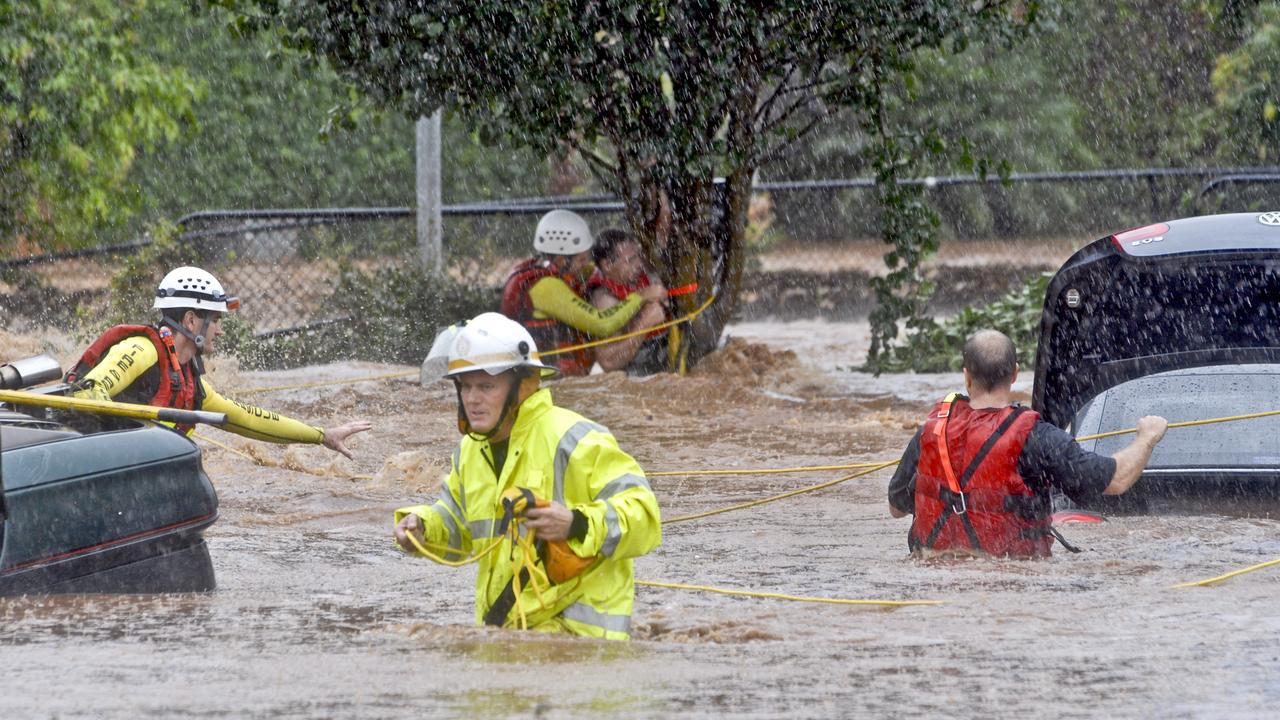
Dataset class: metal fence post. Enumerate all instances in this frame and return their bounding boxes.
[416,111,443,273]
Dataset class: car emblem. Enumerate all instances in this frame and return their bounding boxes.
[1259,211,1280,227]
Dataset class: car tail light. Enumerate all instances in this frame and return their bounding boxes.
[1112,223,1170,252]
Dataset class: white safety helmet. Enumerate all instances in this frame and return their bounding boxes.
[533,209,594,256]
[153,266,240,313]
[420,322,463,385]
[444,312,557,379]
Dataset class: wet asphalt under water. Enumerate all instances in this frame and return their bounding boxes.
[2,322,1278,719]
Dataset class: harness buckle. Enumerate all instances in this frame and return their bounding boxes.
[951,491,968,515]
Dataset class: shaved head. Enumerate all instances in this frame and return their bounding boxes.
[962,330,1018,392]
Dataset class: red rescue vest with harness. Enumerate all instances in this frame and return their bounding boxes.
[585,269,669,340]
[65,324,200,433]
[500,258,593,375]
[586,268,651,298]
[910,394,1057,557]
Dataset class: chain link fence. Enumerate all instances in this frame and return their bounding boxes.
[2,167,1277,351]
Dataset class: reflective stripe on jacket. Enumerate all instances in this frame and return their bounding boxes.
[910,396,1052,557]
[395,388,662,640]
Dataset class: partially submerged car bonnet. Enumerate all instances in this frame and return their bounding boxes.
[0,412,219,595]
[1033,211,1280,428]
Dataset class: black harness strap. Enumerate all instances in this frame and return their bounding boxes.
[482,488,541,627]
[483,567,531,627]
[1003,494,1050,520]
[1048,527,1082,553]
[924,407,1028,551]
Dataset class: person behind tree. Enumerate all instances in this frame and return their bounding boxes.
[500,210,666,376]
[67,266,371,457]
[586,227,671,375]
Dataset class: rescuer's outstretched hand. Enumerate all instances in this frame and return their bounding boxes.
[323,420,374,459]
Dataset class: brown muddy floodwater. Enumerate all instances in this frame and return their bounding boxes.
[2,322,1278,719]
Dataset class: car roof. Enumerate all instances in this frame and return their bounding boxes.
[1032,211,1280,428]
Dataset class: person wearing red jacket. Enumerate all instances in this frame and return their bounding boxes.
[887,329,1168,557]
[585,227,670,375]
[500,211,665,376]
[69,266,370,456]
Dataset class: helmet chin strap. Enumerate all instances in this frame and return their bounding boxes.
[161,313,209,375]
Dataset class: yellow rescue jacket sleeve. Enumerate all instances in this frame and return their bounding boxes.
[562,431,662,562]
[199,379,325,444]
[527,275,646,338]
[70,337,159,402]
[393,452,473,559]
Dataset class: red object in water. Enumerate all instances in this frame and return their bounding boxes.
[1050,510,1106,524]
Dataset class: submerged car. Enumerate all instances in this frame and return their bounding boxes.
[1033,211,1280,503]
[0,356,218,595]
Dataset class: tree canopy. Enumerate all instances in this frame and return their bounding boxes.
[221,0,1044,365]
[0,0,200,252]
[126,4,549,227]
[1209,2,1280,164]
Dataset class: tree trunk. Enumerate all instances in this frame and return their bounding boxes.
[612,82,757,371]
[624,172,749,370]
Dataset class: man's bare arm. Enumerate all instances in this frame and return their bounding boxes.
[1103,415,1169,495]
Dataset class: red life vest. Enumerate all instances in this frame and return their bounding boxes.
[66,324,199,433]
[499,258,593,375]
[585,269,668,340]
[909,394,1053,557]
[586,267,650,298]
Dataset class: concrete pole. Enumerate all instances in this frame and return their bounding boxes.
[416,111,443,272]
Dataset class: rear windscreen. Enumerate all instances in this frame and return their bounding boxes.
[1087,369,1280,467]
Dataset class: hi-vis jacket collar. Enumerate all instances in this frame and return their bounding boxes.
[502,387,554,443]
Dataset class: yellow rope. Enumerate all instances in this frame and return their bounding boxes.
[406,512,941,608]
[637,580,942,606]
[542,294,716,357]
[648,406,1280,525]
[1078,408,1280,441]
[662,460,900,524]
[192,432,375,481]
[193,431,257,460]
[401,526,507,568]
[402,514,565,628]
[227,296,714,393]
[236,369,418,396]
[650,404,1280,520]
[1171,557,1280,589]
[651,461,891,477]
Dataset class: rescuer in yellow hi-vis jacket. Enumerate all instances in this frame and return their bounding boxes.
[67,266,371,455]
[394,312,661,640]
